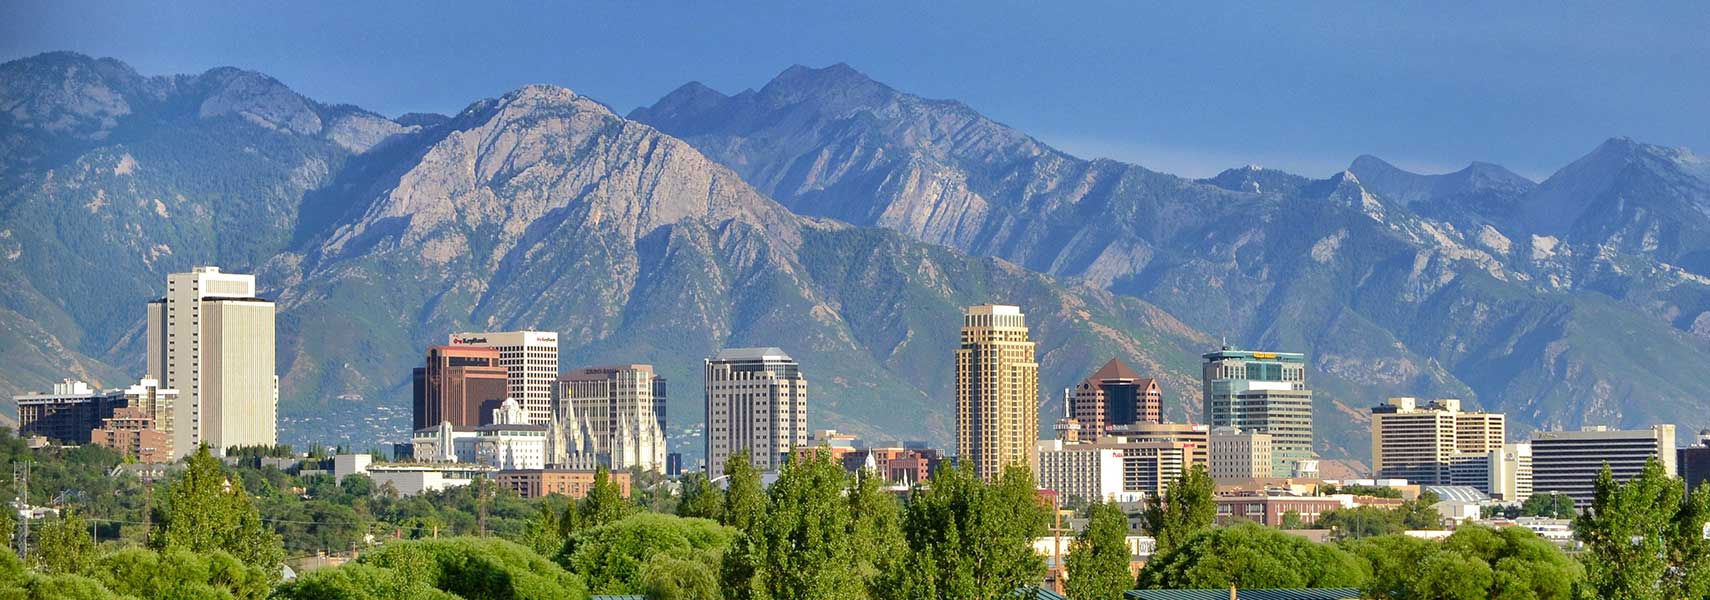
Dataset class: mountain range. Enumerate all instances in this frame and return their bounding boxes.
[5,52,1710,470]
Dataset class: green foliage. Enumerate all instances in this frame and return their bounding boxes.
[1134,522,1366,590]
[86,547,275,600]
[1346,526,1581,600]
[1322,484,1404,498]
[848,468,904,598]
[890,462,1049,599]
[1517,492,1577,519]
[574,466,634,531]
[640,553,723,600]
[32,510,93,575]
[1574,459,1710,600]
[151,445,284,572]
[677,471,724,522]
[721,451,767,532]
[1314,505,1404,540]
[1279,510,1305,530]
[1141,464,1215,554]
[558,512,733,595]
[293,537,589,600]
[751,451,863,599]
[1064,501,1132,600]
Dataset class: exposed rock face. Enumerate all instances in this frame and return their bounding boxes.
[633,64,1710,451]
[0,54,1211,451]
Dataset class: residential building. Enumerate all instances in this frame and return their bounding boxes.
[146,266,277,457]
[1201,347,1313,478]
[14,380,125,444]
[704,347,808,475]
[411,345,508,430]
[1682,431,1710,496]
[90,406,171,463]
[495,469,632,499]
[446,331,559,425]
[956,304,1040,482]
[1036,439,1130,504]
[555,364,668,472]
[1209,426,1273,480]
[119,378,177,457]
[1068,358,1160,441]
[1370,398,1505,485]
[1531,425,1676,508]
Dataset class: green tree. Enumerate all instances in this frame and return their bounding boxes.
[559,512,733,595]
[1279,510,1305,530]
[642,553,723,600]
[1346,525,1581,600]
[1135,522,1366,589]
[576,466,634,530]
[1065,501,1132,600]
[1518,492,1576,519]
[1315,505,1404,540]
[678,471,725,522]
[892,462,1049,599]
[1141,464,1215,554]
[151,445,285,572]
[722,451,767,532]
[282,537,589,600]
[1399,491,1443,530]
[32,509,95,575]
[88,547,275,600]
[848,467,905,597]
[1574,459,1710,600]
[748,451,863,600]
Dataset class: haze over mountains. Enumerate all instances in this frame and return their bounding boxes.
[5,52,1709,468]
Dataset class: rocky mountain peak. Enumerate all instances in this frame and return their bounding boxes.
[0,52,148,138]
[1201,164,1311,195]
[753,62,897,113]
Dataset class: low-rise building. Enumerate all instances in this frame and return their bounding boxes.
[1213,494,1344,527]
[1209,426,1272,481]
[89,406,171,463]
[15,380,125,444]
[495,469,632,499]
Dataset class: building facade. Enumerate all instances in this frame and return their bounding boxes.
[1209,426,1273,480]
[1069,359,1160,441]
[90,406,171,463]
[1449,442,1532,501]
[1036,440,1129,504]
[14,380,125,444]
[1531,425,1676,508]
[1201,347,1313,478]
[704,347,808,475]
[1108,422,1210,467]
[495,469,632,500]
[446,331,559,425]
[555,364,668,472]
[147,266,277,457]
[1683,431,1710,497]
[956,305,1040,482]
[1370,398,1505,485]
[412,345,508,430]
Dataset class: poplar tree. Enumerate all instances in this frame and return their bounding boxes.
[32,509,94,575]
[152,445,284,572]
[891,462,1048,600]
[1574,459,1710,599]
[753,451,862,600]
[577,466,634,529]
[1141,464,1215,555]
[721,451,767,532]
[1065,501,1132,600]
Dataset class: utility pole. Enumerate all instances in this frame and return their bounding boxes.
[141,469,155,546]
[476,477,488,537]
[13,462,29,560]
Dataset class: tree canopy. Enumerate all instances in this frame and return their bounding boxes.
[1140,464,1215,554]
[1065,501,1133,600]
[1135,522,1366,590]
[1574,459,1710,600]
[152,444,285,572]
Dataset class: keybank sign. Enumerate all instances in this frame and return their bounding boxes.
[452,337,488,345]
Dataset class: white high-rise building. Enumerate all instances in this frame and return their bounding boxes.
[704,348,808,475]
[555,364,668,473]
[147,266,277,458]
[447,331,559,425]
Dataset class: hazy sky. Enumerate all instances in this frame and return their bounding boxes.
[4,1,1706,179]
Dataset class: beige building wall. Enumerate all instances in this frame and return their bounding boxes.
[146,267,275,458]
[704,348,808,475]
[1209,426,1272,480]
[956,305,1039,482]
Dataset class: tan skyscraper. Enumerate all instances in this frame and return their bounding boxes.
[146,266,277,458]
[704,348,808,475]
[1370,397,1505,485]
[956,304,1039,482]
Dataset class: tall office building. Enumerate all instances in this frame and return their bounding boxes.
[1209,426,1273,480]
[1069,358,1161,441]
[556,364,669,473]
[956,305,1040,482]
[1201,347,1312,478]
[704,348,808,475]
[147,266,277,457]
[1531,425,1676,508]
[412,345,509,430]
[1450,442,1532,501]
[1109,421,1210,468]
[446,331,559,425]
[1370,398,1505,485]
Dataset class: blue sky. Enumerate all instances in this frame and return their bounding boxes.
[3,1,1706,179]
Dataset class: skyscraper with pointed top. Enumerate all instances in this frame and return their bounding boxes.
[956,304,1039,482]
[1069,358,1162,441]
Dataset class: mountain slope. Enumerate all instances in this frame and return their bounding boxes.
[631,64,1710,452]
